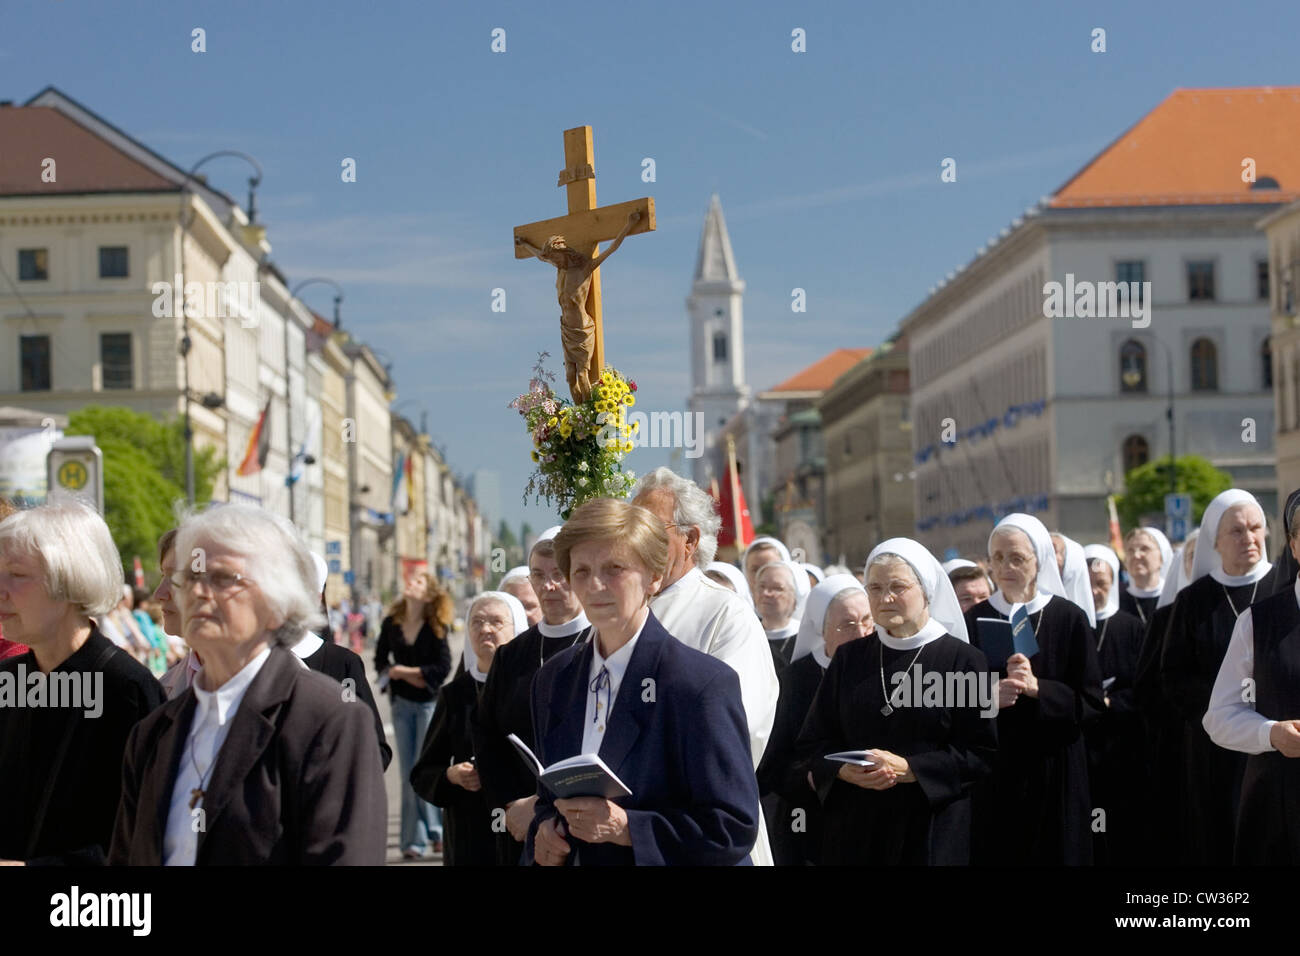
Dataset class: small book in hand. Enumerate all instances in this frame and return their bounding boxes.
[824,750,877,767]
[976,605,1040,672]
[507,733,633,800]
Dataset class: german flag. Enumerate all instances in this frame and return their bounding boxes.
[236,397,273,476]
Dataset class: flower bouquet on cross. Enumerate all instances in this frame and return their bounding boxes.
[509,352,640,519]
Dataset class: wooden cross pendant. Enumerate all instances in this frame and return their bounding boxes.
[189,788,204,810]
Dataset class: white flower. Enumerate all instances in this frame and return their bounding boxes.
[577,476,588,487]
[578,461,588,472]
[625,471,635,481]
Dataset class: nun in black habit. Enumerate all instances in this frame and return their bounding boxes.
[1202,488,1300,864]
[964,513,1105,866]
[796,539,997,866]
[1083,544,1147,865]
[412,591,529,866]
[1118,527,1173,628]
[757,574,869,864]
[1158,489,1277,865]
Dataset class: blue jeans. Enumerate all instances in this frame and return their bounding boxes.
[391,694,442,852]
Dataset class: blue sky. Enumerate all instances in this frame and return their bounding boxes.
[4,0,1298,532]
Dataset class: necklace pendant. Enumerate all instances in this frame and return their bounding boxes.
[880,703,894,717]
[189,788,204,810]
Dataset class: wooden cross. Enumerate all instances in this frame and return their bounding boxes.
[514,126,655,400]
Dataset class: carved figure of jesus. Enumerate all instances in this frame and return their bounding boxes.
[516,210,641,404]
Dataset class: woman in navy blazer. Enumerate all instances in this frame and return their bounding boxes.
[525,497,760,866]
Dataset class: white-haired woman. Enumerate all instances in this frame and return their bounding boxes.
[1119,527,1172,628]
[1158,489,1278,865]
[755,560,810,669]
[0,501,164,865]
[1083,543,1147,865]
[109,503,387,865]
[500,566,542,627]
[758,574,871,865]
[964,513,1104,866]
[412,591,529,866]
[795,539,996,865]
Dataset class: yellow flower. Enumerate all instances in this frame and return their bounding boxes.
[560,424,572,438]
[623,394,635,407]
[622,441,634,453]
[631,421,640,432]
[547,417,558,428]
[531,451,540,462]
[600,371,614,386]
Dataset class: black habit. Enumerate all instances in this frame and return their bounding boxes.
[1085,609,1147,865]
[302,640,393,770]
[1131,600,1183,864]
[1118,589,1159,629]
[0,629,163,864]
[965,595,1104,865]
[411,670,498,866]
[794,633,997,865]
[1158,566,1278,865]
[756,654,825,864]
[471,622,590,865]
[1233,585,1300,863]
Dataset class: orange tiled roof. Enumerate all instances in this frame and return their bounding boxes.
[769,348,872,393]
[0,105,177,196]
[1050,87,1300,209]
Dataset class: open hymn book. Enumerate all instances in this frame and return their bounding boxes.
[507,733,633,800]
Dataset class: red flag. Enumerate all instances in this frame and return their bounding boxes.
[237,397,273,476]
[1107,495,1126,562]
[716,436,754,548]
[132,556,144,590]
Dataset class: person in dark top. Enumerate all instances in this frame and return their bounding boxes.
[0,500,164,865]
[964,513,1104,866]
[412,590,529,865]
[375,570,453,859]
[758,573,870,864]
[1158,489,1277,865]
[755,560,809,672]
[1082,544,1147,865]
[1204,487,1300,863]
[472,528,591,865]
[798,540,996,866]
[1117,527,1172,628]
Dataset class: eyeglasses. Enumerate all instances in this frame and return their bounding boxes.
[169,569,250,592]
[758,584,792,597]
[470,616,510,630]
[866,581,916,599]
[832,617,875,634]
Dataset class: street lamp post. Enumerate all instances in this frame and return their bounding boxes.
[287,278,344,524]
[178,151,263,505]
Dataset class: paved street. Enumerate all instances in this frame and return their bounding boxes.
[363,621,467,867]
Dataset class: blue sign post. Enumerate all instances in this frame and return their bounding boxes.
[1165,493,1192,543]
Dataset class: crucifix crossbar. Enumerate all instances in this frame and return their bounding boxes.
[513,125,655,404]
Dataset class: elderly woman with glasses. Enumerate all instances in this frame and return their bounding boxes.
[0,501,164,866]
[795,539,997,866]
[526,497,760,866]
[109,503,387,866]
[758,574,871,865]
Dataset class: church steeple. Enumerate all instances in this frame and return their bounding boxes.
[694,193,740,283]
[687,194,749,487]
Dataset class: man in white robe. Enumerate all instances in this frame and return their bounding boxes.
[632,468,780,867]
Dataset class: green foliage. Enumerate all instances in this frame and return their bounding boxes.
[66,406,224,582]
[1116,455,1233,528]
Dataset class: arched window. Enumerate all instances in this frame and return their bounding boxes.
[1122,435,1150,475]
[1119,340,1147,393]
[1191,338,1219,391]
[1262,337,1274,389]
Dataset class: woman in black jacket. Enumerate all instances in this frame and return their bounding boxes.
[376,571,453,859]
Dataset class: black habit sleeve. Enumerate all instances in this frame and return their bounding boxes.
[411,680,458,806]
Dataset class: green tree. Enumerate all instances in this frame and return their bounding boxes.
[495,519,520,566]
[1115,455,1233,529]
[66,406,224,582]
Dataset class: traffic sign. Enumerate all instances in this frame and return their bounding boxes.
[1167,516,1188,542]
[1165,493,1192,520]
[47,436,104,514]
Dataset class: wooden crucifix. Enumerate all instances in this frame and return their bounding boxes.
[514,126,655,404]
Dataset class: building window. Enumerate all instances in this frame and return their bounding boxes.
[100,333,132,389]
[1257,260,1270,301]
[1191,337,1219,391]
[20,335,51,390]
[1262,338,1273,390]
[18,249,48,281]
[1122,435,1150,475]
[1119,339,1147,393]
[712,333,728,362]
[99,246,129,278]
[1116,260,1145,305]
[1187,261,1216,301]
